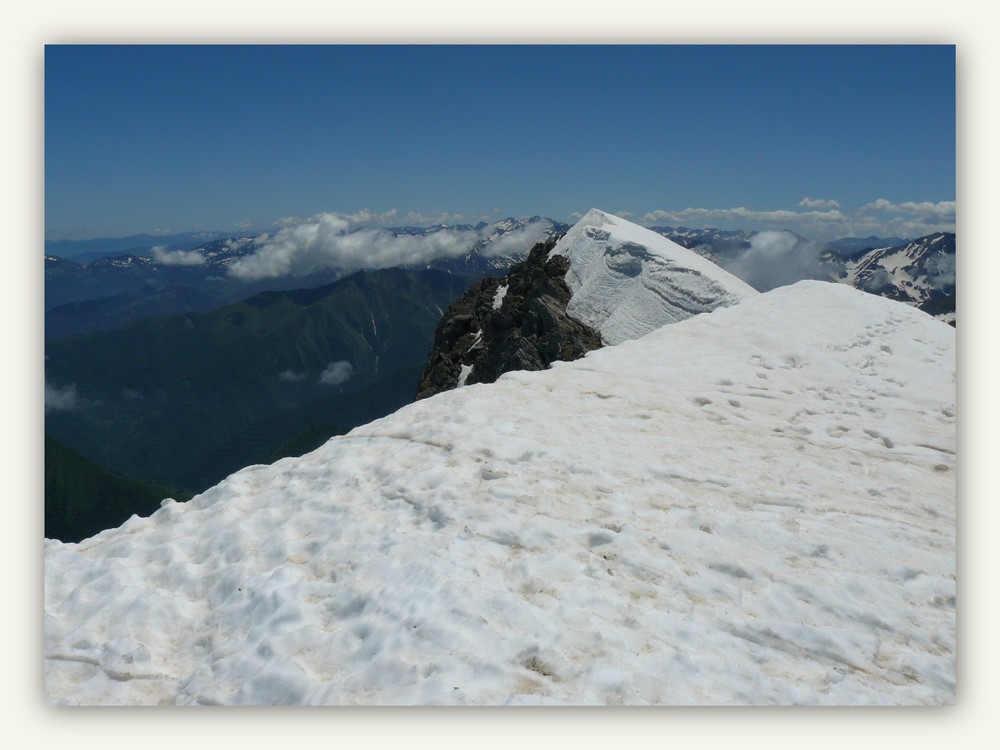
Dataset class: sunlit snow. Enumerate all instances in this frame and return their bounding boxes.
[549,208,759,344]
[44,280,955,706]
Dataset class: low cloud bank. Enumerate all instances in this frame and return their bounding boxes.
[227,211,554,281]
[480,221,553,258]
[151,245,206,266]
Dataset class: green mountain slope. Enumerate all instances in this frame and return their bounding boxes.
[45,267,470,494]
[45,434,186,543]
[180,363,427,490]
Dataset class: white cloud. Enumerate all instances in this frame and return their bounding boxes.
[644,207,847,225]
[798,197,841,209]
[720,231,828,292]
[857,199,956,237]
[480,222,554,258]
[278,369,307,383]
[880,218,955,238]
[863,198,895,212]
[227,211,483,280]
[45,381,79,412]
[862,198,955,217]
[319,361,354,386]
[226,211,557,280]
[924,252,956,287]
[151,245,206,266]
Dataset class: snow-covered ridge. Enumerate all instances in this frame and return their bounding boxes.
[45,281,955,706]
[549,209,759,345]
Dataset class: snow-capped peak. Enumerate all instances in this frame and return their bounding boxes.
[549,209,759,345]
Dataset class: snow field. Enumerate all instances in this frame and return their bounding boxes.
[44,280,955,705]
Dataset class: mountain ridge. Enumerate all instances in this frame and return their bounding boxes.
[45,217,567,337]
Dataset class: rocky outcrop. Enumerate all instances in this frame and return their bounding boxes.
[415,238,603,400]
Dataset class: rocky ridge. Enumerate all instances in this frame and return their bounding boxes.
[415,237,602,400]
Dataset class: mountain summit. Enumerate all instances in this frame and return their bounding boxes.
[550,209,759,345]
[45,279,955,705]
[416,210,758,397]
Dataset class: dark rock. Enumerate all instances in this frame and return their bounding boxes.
[416,237,603,400]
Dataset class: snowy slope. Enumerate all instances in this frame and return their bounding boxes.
[549,209,759,344]
[44,281,955,706]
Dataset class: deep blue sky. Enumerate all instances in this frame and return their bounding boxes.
[45,44,955,241]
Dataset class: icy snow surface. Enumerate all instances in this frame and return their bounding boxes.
[549,209,759,344]
[44,281,955,706]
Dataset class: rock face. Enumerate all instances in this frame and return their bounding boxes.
[416,238,603,400]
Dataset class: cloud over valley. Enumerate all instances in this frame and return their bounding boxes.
[226,211,558,281]
[720,231,828,292]
[45,381,80,412]
[151,245,206,266]
[319,361,354,387]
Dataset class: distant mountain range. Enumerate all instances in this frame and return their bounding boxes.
[45,230,236,263]
[45,217,566,338]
